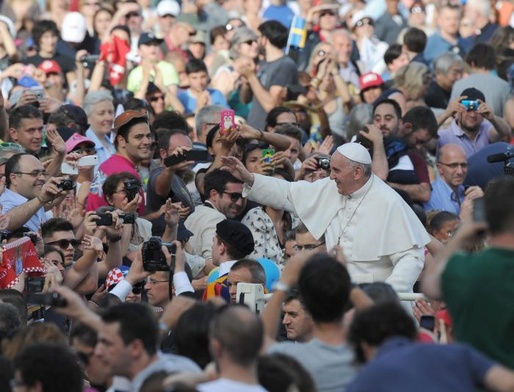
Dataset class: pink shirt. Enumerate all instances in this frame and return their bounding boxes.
[86,154,145,215]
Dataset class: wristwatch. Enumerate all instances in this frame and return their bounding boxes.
[271,280,290,294]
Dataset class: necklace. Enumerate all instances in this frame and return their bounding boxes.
[337,176,374,246]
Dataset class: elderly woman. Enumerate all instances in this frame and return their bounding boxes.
[83,90,115,164]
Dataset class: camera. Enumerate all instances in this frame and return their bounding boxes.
[96,212,113,226]
[26,292,67,307]
[26,277,45,293]
[142,237,176,272]
[124,179,140,202]
[57,179,76,191]
[119,212,136,224]
[80,54,99,63]
[316,157,331,170]
[461,100,480,111]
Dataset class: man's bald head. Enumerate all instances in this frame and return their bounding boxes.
[437,144,468,189]
[209,305,263,366]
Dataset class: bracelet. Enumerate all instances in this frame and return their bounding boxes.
[257,129,264,140]
[271,280,290,294]
[87,300,99,308]
[107,235,122,243]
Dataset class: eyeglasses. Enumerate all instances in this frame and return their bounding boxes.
[125,11,141,18]
[319,10,336,17]
[355,18,373,28]
[114,188,126,195]
[438,162,468,169]
[146,278,169,285]
[46,239,81,249]
[410,5,425,13]
[242,40,257,45]
[276,122,299,127]
[149,95,165,102]
[13,170,47,177]
[293,242,325,251]
[0,142,23,150]
[83,1,100,6]
[72,146,96,155]
[222,191,243,202]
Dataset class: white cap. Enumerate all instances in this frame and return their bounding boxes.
[157,0,181,17]
[337,143,372,165]
[61,12,87,43]
[351,10,372,28]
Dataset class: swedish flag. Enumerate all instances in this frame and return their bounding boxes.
[287,16,307,52]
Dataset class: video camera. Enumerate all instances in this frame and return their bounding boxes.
[142,237,176,272]
[487,148,514,176]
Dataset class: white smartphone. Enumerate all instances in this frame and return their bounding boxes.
[61,162,78,175]
[78,155,98,167]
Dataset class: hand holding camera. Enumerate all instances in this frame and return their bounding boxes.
[38,177,72,204]
[142,237,177,272]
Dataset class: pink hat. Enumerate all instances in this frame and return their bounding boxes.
[359,72,384,90]
[65,133,95,153]
[38,60,62,75]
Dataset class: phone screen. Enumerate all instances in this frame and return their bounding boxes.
[220,109,235,136]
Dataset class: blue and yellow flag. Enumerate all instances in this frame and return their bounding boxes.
[286,16,307,53]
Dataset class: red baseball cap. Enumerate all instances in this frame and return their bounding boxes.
[38,60,62,75]
[360,72,384,91]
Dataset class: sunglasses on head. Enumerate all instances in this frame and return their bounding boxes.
[46,239,81,249]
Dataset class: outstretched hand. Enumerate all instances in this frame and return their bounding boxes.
[220,156,255,185]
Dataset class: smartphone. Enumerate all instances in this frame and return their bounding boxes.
[78,155,98,167]
[262,148,275,164]
[164,150,209,167]
[61,162,78,175]
[220,109,235,136]
[96,213,113,226]
[419,315,435,331]
[473,197,486,223]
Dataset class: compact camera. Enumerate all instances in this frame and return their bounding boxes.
[57,179,76,191]
[142,237,176,272]
[96,212,136,226]
[461,100,480,111]
[124,179,140,203]
[316,157,331,170]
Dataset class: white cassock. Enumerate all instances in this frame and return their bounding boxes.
[243,174,431,293]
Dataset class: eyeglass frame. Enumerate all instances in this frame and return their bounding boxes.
[46,239,81,249]
[13,170,47,177]
[293,242,326,251]
[222,191,244,202]
[437,162,468,170]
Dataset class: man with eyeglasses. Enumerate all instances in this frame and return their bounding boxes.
[425,144,483,214]
[0,153,67,232]
[185,169,245,274]
[438,88,511,158]
[294,222,327,254]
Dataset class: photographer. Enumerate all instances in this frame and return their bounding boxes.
[295,153,331,182]
[0,153,69,232]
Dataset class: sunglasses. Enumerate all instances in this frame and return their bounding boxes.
[355,18,373,28]
[46,239,81,249]
[319,10,336,17]
[222,191,243,202]
[242,40,257,45]
[125,11,141,18]
[149,95,165,102]
[72,146,96,155]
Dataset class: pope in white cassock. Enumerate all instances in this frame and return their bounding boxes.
[221,143,431,294]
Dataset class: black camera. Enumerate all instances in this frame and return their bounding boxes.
[96,212,113,226]
[142,237,176,272]
[57,179,76,191]
[119,213,136,224]
[26,277,45,293]
[316,157,331,170]
[26,292,67,307]
[124,179,140,202]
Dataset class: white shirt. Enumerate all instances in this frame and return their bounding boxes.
[198,378,268,392]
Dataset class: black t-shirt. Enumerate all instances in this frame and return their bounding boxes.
[424,80,451,110]
[25,53,77,75]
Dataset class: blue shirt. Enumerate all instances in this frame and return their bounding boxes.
[0,189,47,231]
[424,31,466,66]
[177,88,228,115]
[424,176,464,214]
[85,127,115,167]
[346,337,495,392]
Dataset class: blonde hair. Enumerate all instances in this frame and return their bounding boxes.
[394,62,432,100]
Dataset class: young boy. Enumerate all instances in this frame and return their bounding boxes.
[177,58,228,114]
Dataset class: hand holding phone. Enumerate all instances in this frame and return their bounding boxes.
[220,109,235,136]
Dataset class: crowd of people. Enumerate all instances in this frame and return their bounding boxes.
[0,0,513,390]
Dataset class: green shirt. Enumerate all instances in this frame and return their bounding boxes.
[442,247,514,369]
[127,61,179,93]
